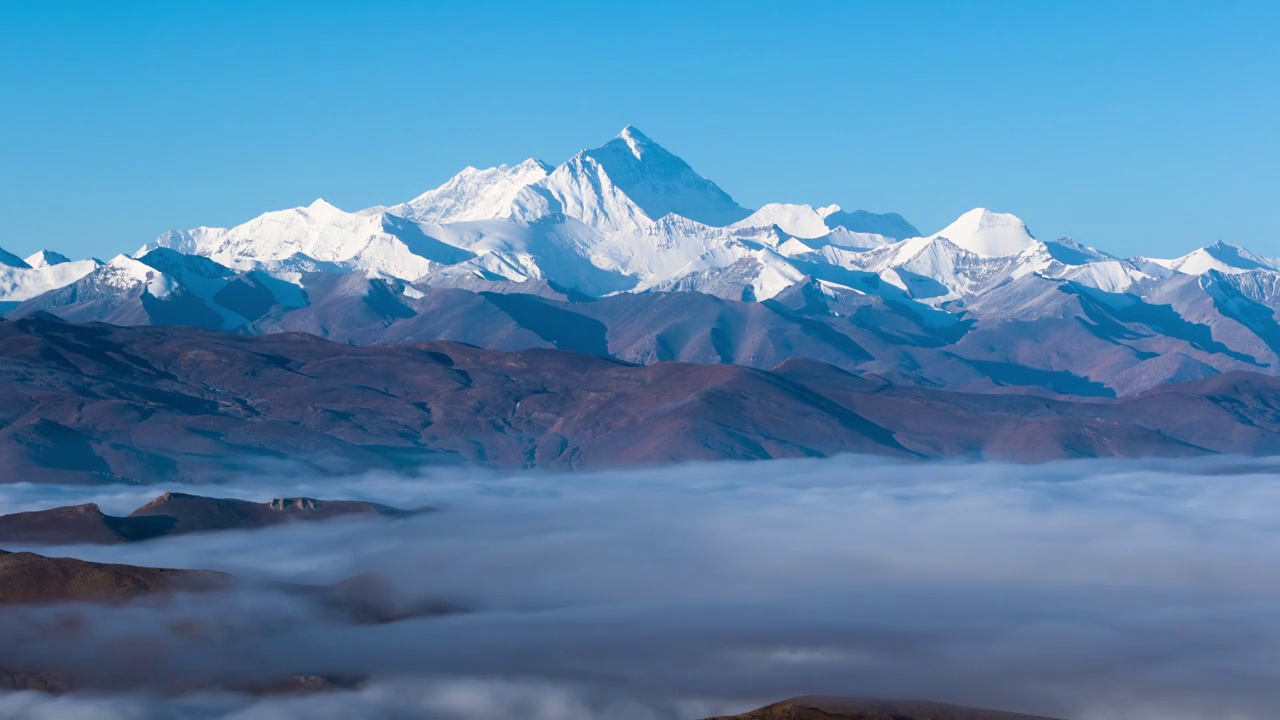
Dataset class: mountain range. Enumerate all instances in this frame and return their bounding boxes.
[4,126,1280,398]
[8,314,1280,481]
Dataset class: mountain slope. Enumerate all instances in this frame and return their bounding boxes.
[9,317,1280,483]
[0,244,101,307]
[23,250,71,268]
[1149,240,1276,275]
[145,199,474,279]
[0,316,915,482]
[386,158,553,223]
[823,208,921,239]
[510,126,751,231]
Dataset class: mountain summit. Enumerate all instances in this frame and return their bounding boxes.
[1152,239,1276,275]
[510,126,752,231]
[930,208,1038,257]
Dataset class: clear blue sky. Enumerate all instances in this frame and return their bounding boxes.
[1,0,1277,259]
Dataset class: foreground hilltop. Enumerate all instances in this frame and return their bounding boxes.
[4,315,1280,482]
[703,697,1062,720]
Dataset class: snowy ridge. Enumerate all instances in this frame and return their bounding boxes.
[145,198,473,280]
[732,203,836,239]
[24,250,72,268]
[102,254,177,298]
[1147,240,1276,276]
[0,244,101,303]
[384,159,552,224]
[6,125,1280,398]
[120,128,1275,305]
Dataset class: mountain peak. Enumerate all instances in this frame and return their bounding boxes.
[24,250,71,268]
[1156,239,1276,275]
[514,157,554,173]
[931,208,1037,257]
[617,125,655,158]
[306,198,341,213]
[955,207,1023,228]
[536,127,751,228]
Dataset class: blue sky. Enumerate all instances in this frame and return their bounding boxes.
[1,0,1276,259]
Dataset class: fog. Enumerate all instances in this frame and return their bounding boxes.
[3,455,1280,719]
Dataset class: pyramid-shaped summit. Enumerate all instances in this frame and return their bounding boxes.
[556,125,752,228]
[384,125,754,233]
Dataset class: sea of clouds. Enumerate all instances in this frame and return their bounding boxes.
[3,455,1280,719]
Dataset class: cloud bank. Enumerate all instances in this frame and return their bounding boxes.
[3,455,1280,719]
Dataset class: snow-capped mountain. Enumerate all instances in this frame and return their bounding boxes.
[7,126,1280,397]
[383,158,553,224]
[732,203,841,239]
[0,245,101,306]
[927,208,1038,258]
[12,249,307,329]
[143,199,474,280]
[821,208,920,239]
[24,250,72,268]
[135,129,1182,306]
[508,125,751,232]
[729,203,915,244]
[135,129,1081,304]
[1147,240,1277,276]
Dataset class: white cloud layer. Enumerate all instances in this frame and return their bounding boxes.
[3,455,1280,719]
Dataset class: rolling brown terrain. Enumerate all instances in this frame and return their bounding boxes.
[0,548,229,606]
[702,697,1063,720]
[0,548,458,692]
[5,314,1280,483]
[0,548,452,622]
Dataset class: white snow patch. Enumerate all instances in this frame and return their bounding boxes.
[926,208,1038,258]
[0,258,102,302]
[732,203,832,239]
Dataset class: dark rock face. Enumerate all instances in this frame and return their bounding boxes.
[6,314,1280,482]
[702,697,1063,720]
[0,492,419,545]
